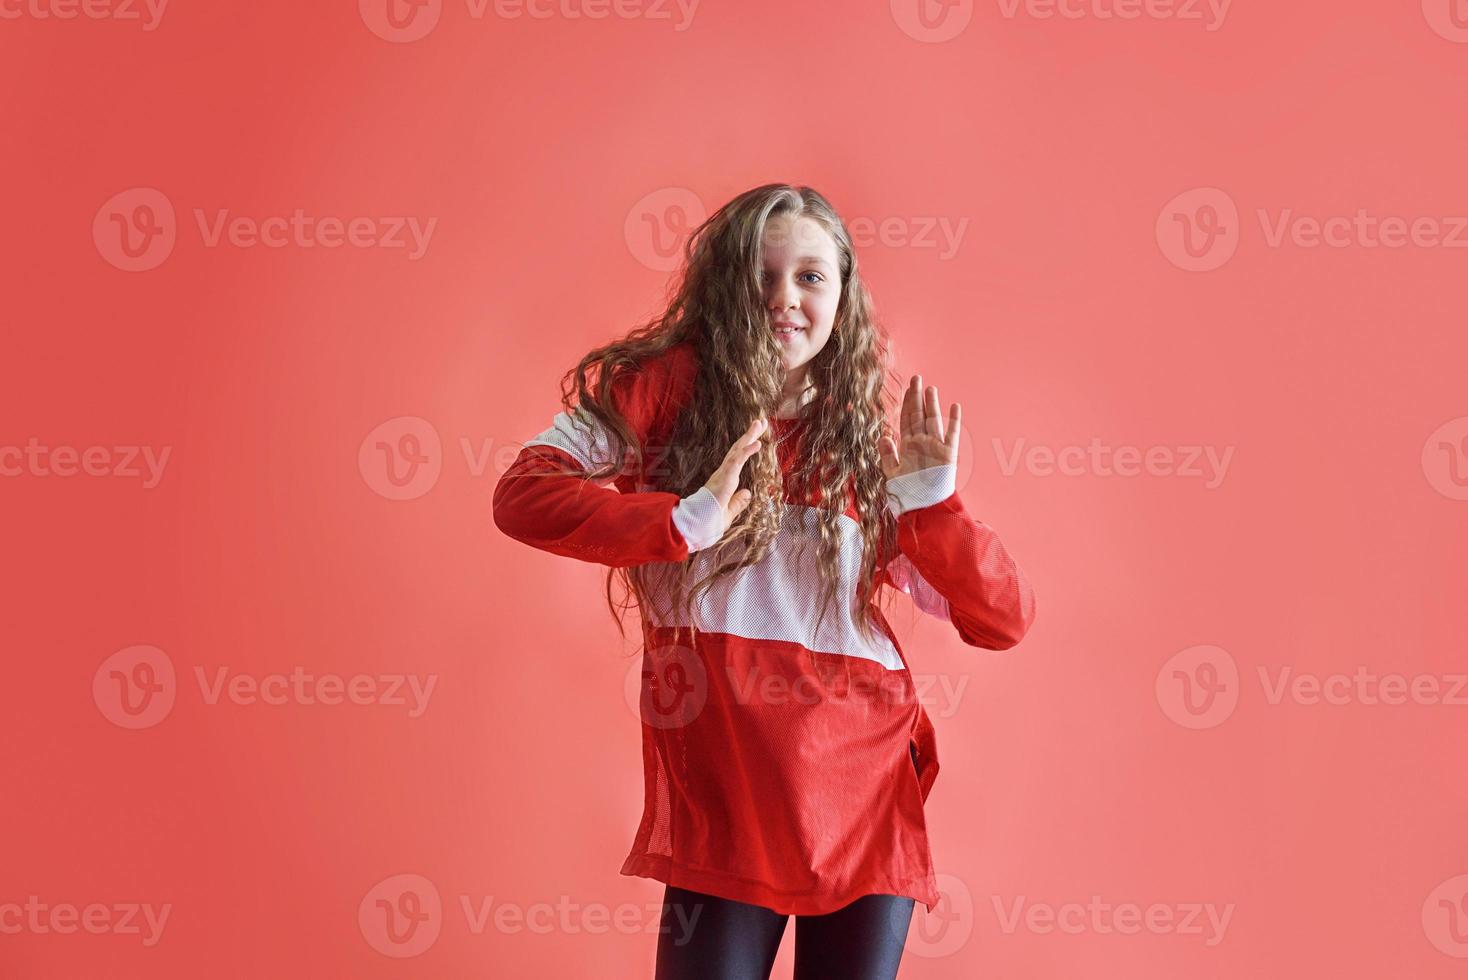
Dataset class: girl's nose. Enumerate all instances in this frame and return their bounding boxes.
[766,276,799,311]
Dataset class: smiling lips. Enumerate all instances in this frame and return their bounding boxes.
[772,321,804,335]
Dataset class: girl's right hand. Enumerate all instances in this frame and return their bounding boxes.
[671,417,768,553]
[702,416,767,534]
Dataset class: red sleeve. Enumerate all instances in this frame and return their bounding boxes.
[879,463,1037,650]
[492,343,722,568]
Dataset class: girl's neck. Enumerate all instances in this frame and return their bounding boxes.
[774,373,814,419]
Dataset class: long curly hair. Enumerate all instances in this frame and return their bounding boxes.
[539,183,907,652]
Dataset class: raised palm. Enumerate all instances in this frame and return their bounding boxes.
[878,374,961,479]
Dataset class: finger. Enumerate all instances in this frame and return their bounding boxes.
[707,418,766,503]
[902,374,921,443]
[947,402,961,460]
[722,418,765,465]
[727,487,753,519]
[878,434,899,478]
[924,384,943,443]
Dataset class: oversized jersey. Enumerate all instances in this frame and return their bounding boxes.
[492,340,1036,916]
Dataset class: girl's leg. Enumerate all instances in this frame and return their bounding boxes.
[654,883,789,980]
[792,893,915,980]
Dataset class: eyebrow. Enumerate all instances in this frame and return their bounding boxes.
[766,255,834,269]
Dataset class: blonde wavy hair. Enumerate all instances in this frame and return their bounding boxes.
[539,183,907,653]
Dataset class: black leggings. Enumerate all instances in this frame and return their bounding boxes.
[654,884,915,980]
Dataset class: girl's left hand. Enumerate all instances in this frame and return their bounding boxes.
[878,374,961,479]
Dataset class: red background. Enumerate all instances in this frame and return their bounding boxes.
[3,0,1467,976]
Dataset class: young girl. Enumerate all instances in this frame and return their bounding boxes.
[493,184,1036,979]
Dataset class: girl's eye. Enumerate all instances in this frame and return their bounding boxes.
[800,272,823,284]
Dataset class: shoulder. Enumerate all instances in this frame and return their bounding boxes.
[605,338,700,439]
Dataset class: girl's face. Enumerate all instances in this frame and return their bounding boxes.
[760,213,841,380]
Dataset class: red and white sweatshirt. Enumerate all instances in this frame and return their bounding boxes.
[492,340,1036,916]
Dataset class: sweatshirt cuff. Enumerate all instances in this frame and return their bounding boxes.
[886,463,957,516]
[672,486,724,552]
